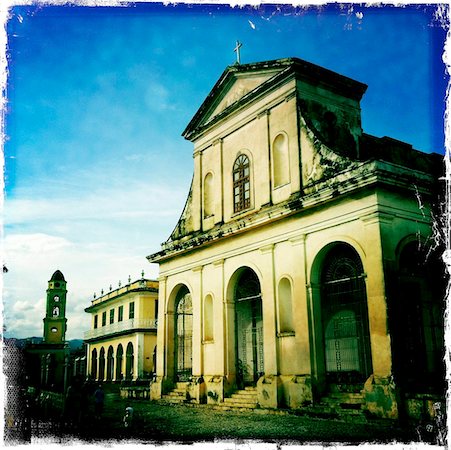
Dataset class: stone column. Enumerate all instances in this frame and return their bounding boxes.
[156,275,167,378]
[151,275,167,400]
[136,333,144,379]
[85,342,91,380]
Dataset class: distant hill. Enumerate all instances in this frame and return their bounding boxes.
[4,337,84,352]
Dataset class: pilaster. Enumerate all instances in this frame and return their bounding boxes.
[259,243,277,375]
[362,212,393,377]
[191,266,203,377]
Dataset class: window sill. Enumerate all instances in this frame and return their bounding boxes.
[277,331,295,338]
[202,339,214,344]
[273,182,290,190]
[231,207,253,219]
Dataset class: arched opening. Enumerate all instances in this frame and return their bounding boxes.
[278,277,294,333]
[116,344,124,381]
[98,347,105,381]
[203,294,214,341]
[319,243,372,391]
[234,268,264,387]
[91,349,98,380]
[204,172,214,218]
[390,241,444,392]
[175,287,193,381]
[106,346,114,381]
[273,133,290,187]
[125,342,134,380]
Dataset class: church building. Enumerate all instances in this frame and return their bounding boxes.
[147,57,444,419]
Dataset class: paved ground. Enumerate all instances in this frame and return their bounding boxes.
[6,395,430,446]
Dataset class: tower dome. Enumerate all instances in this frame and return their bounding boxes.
[50,270,65,282]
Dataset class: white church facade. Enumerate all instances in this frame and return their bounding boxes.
[147,58,444,419]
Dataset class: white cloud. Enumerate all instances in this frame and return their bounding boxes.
[3,173,187,339]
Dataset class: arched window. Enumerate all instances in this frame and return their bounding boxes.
[273,134,290,187]
[203,294,214,341]
[204,172,214,218]
[233,154,251,213]
[98,347,105,381]
[278,277,294,333]
[116,344,124,381]
[91,349,98,380]
[52,306,59,317]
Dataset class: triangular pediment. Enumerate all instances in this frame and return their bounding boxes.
[183,60,293,140]
[208,72,278,119]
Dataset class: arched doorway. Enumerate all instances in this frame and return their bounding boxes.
[175,287,193,381]
[98,347,105,381]
[234,268,264,387]
[106,346,114,381]
[390,241,444,392]
[319,243,372,391]
[125,342,134,380]
[116,344,124,381]
[91,349,98,380]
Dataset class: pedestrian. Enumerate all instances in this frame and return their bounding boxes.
[123,405,134,429]
[93,385,104,420]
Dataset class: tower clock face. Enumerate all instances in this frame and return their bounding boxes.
[54,295,60,302]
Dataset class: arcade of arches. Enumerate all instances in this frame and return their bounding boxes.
[151,236,444,419]
[88,341,156,382]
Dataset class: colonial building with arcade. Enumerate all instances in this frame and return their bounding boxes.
[147,57,444,419]
[84,275,159,382]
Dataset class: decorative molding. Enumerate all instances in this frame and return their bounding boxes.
[259,243,275,254]
[361,211,394,226]
[285,91,296,102]
[289,234,306,246]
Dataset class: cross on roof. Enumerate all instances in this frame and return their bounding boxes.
[234,40,242,65]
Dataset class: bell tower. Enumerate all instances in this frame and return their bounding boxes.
[43,270,68,344]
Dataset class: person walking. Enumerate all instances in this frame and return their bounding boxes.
[93,385,104,420]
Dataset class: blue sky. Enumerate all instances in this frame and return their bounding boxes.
[2,2,448,339]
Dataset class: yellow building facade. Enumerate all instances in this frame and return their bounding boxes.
[84,277,158,382]
[147,58,444,419]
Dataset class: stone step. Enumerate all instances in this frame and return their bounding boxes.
[326,393,364,401]
[161,397,184,403]
[244,386,257,391]
[322,397,364,406]
[224,397,257,405]
[172,388,187,394]
[164,392,185,398]
[230,392,258,400]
